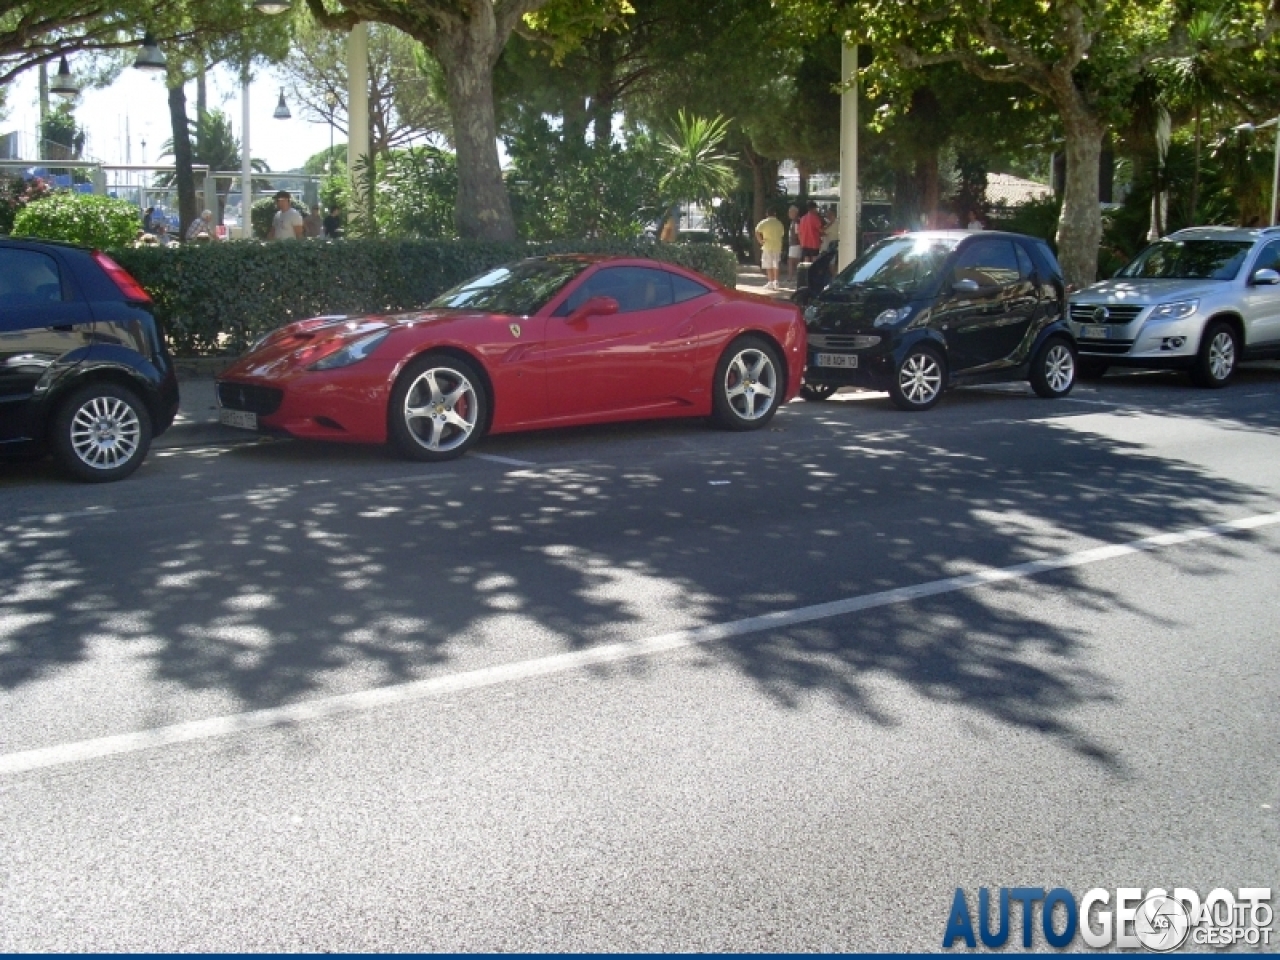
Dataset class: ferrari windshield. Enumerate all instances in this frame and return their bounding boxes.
[1117,239,1253,280]
[428,259,590,315]
[831,235,960,294]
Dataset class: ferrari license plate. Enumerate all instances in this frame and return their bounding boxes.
[815,352,858,369]
[219,408,258,430]
[1080,324,1112,339]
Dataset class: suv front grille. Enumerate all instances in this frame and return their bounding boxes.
[1075,340,1134,355]
[218,381,283,415]
[1070,303,1144,324]
[809,333,882,350]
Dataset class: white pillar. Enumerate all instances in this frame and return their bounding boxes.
[838,42,859,270]
[347,22,370,229]
[241,62,252,239]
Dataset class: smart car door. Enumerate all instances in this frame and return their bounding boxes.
[543,266,699,419]
[0,246,94,442]
[939,239,1029,374]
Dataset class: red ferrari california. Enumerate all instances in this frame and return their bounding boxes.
[216,256,805,461]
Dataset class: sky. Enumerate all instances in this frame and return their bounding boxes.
[4,58,334,173]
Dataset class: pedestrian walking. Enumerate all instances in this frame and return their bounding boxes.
[303,204,323,239]
[269,190,305,241]
[754,209,786,291]
[799,201,824,263]
[786,205,802,284]
[323,205,343,239]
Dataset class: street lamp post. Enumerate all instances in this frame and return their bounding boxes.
[1237,117,1280,226]
[239,0,292,238]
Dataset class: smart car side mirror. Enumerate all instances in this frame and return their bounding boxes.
[567,296,620,323]
[952,278,981,295]
[1251,268,1280,286]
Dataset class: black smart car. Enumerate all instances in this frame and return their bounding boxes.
[0,238,178,481]
[801,230,1076,410]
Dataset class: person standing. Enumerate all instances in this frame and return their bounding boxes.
[786,205,802,285]
[303,204,324,239]
[754,208,786,291]
[323,205,343,239]
[269,190,304,241]
[799,200,824,263]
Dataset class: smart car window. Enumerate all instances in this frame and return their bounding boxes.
[832,235,959,295]
[0,249,63,305]
[428,259,588,315]
[559,267,675,315]
[1117,240,1252,280]
[1016,244,1035,279]
[670,273,711,303]
[952,241,1021,287]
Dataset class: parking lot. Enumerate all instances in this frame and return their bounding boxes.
[2,368,1278,950]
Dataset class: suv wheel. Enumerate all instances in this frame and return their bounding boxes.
[889,344,946,411]
[1030,337,1076,398]
[1191,321,1238,388]
[52,382,153,482]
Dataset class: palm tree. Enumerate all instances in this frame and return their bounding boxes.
[657,111,739,240]
[158,110,269,224]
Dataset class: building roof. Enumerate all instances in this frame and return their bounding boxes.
[987,172,1052,208]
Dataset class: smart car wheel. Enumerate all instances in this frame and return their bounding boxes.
[389,353,488,461]
[800,383,838,402]
[52,382,153,483]
[1191,321,1238,389]
[889,344,946,411]
[1030,337,1076,398]
[712,335,783,430]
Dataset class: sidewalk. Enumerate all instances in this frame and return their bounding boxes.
[735,263,799,301]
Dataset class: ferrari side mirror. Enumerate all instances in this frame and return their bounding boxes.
[567,296,620,323]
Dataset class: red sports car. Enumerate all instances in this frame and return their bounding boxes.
[216,256,805,461]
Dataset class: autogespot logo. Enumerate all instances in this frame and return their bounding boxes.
[942,886,1273,950]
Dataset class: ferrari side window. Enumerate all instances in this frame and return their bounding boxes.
[670,273,711,303]
[560,267,674,315]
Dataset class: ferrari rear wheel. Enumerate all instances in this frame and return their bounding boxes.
[712,335,783,430]
[389,353,488,461]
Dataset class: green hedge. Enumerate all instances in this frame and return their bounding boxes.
[108,238,739,355]
[14,192,139,248]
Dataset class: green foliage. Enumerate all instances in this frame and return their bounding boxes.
[0,175,53,235]
[658,110,740,209]
[12,192,138,248]
[108,238,739,355]
[39,102,85,160]
[375,147,458,238]
[505,118,664,240]
[988,194,1060,246]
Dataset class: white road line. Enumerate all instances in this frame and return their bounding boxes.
[471,453,538,467]
[3,509,1278,776]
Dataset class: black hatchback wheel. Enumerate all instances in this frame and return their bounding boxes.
[51,382,153,482]
[1030,336,1076,398]
[889,344,946,411]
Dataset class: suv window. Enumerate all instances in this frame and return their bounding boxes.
[1118,239,1252,280]
[558,267,675,315]
[951,240,1021,287]
[0,248,64,306]
[1252,239,1280,275]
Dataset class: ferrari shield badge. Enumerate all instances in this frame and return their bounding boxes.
[509,323,522,339]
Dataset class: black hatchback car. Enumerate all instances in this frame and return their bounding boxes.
[802,230,1076,410]
[0,238,178,481]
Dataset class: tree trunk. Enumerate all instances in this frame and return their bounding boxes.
[916,148,940,226]
[744,143,767,259]
[590,32,615,148]
[1054,99,1104,288]
[562,96,588,151]
[797,160,810,200]
[196,63,207,159]
[167,81,198,240]
[433,13,517,242]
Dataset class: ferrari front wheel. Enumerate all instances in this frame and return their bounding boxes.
[712,335,783,430]
[389,353,488,461]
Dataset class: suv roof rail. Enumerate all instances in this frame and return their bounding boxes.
[1260,225,1280,235]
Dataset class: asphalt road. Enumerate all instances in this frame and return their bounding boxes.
[2,369,1278,951]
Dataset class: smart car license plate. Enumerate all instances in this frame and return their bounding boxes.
[219,408,258,430]
[815,353,858,368]
[1080,324,1112,339]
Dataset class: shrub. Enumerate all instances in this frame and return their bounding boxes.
[108,237,739,356]
[12,192,139,248]
[0,175,53,235]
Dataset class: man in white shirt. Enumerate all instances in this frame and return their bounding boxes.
[270,190,304,241]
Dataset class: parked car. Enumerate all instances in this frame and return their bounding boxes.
[216,256,805,460]
[0,238,178,481]
[800,230,1075,410]
[1069,226,1280,386]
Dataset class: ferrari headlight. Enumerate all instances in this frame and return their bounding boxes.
[1148,299,1199,321]
[309,330,390,371]
[874,306,912,327]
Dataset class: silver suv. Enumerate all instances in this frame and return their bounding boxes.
[1068,226,1280,386]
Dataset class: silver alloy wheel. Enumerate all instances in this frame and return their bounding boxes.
[402,367,479,452]
[724,347,777,420]
[1044,343,1075,392]
[1208,330,1235,381]
[898,352,942,406]
[69,395,142,470]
